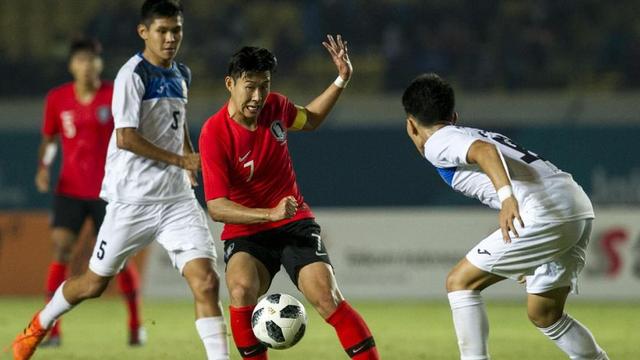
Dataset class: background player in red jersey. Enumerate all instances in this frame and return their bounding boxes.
[35,37,144,346]
[199,37,379,360]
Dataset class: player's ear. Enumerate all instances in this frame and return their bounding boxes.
[451,112,459,125]
[406,116,419,135]
[137,23,148,40]
[224,76,235,92]
[95,56,104,74]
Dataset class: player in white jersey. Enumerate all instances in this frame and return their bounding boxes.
[402,73,608,360]
[12,2,229,360]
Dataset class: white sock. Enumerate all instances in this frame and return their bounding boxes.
[538,313,608,360]
[39,281,73,329]
[448,290,490,360]
[195,316,229,360]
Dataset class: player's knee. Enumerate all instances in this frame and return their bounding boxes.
[528,307,563,328]
[52,248,72,263]
[51,240,74,262]
[191,271,221,299]
[228,279,259,305]
[307,290,339,318]
[446,269,469,291]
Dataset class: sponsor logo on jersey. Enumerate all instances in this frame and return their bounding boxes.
[270,120,286,143]
[97,105,111,124]
[239,150,251,162]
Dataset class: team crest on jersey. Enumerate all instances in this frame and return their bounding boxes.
[96,105,111,124]
[270,120,287,143]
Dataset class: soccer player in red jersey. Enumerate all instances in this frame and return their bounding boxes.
[199,37,379,360]
[34,37,144,347]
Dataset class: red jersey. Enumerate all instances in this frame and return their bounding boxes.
[199,92,314,240]
[42,82,114,199]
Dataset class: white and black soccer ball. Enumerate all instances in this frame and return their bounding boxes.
[251,293,307,349]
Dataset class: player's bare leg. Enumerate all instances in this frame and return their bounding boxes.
[184,258,224,317]
[446,258,505,360]
[41,227,77,347]
[226,252,271,306]
[56,269,112,304]
[226,252,271,359]
[528,287,609,359]
[183,258,229,360]
[51,228,77,263]
[298,262,379,360]
[527,286,569,328]
[298,262,343,318]
[13,270,111,360]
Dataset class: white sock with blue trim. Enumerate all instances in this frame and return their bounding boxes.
[538,313,608,360]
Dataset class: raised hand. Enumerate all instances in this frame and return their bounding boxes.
[322,34,353,82]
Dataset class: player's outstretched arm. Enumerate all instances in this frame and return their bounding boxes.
[207,196,298,225]
[467,140,524,243]
[299,34,353,131]
[35,135,57,193]
[116,127,200,171]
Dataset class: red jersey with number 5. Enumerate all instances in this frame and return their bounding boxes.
[199,92,314,240]
[42,82,114,199]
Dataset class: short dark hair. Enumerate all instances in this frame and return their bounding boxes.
[140,0,183,26]
[402,73,455,126]
[227,46,277,80]
[69,37,102,58]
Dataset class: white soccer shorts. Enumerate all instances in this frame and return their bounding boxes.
[466,218,592,294]
[89,198,216,276]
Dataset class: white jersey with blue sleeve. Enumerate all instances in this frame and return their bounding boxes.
[423,125,594,223]
[100,53,194,204]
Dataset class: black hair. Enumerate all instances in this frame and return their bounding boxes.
[140,0,183,26]
[227,46,277,80]
[402,73,455,126]
[69,37,102,58]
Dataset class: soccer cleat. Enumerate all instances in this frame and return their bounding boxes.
[129,326,147,346]
[12,312,49,360]
[38,334,61,348]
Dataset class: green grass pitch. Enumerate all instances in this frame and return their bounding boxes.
[0,297,637,359]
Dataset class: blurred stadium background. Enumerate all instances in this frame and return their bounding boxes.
[1,1,639,359]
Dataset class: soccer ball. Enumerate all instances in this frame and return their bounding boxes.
[251,293,307,349]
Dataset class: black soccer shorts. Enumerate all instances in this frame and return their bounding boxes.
[52,194,107,234]
[223,219,332,287]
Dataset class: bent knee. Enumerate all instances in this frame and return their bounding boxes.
[190,271,221,295]
[227,280,260,305]
[51,241,75,263]
[446,269,472,292]
[310,292,339,317]
[528,309,563,328]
